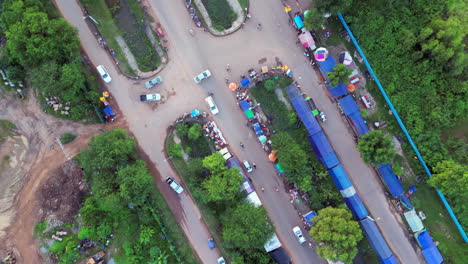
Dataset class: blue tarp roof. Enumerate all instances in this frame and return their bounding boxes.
[344,193,369,220]
[328,165,352,191]
[360,218,392,259]
[338,95,359,116]
[307,132,339,169]
[327,82,350,98]
[290,95,322,136]
[253,123,263,136]
[317,54,336,78]
[400,195,414,210]
[240,100,251,111]
[417,231,435,249]
[103,106,115,116]
[304,211,317,225]
[377,164,404,197]
[240,77,251,87]
[285,83,301,99]
[422,246,444,264]
[348,111,369,135]
[294,16,304,29]
[380,255,398,264]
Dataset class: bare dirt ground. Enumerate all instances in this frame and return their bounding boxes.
[0,90,126,263]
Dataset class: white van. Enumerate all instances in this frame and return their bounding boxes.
[96,65,112,83]
[205,96,219,115]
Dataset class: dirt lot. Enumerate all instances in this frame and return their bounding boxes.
[0,91,126,263]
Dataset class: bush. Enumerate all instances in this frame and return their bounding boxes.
[188,123,202,141]
[264,80,276,91]
[277,76,293,88]
[168,143,182,158]
[201,0,237,30]
[60,133,76,144]
[33,220,48,238]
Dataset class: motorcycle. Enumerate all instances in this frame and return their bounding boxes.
[319,112,327,123]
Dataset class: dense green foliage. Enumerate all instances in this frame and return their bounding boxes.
[167,130,275,264]
[428,160,468,230]
[310,207,363,264]
[201,0,237,30]
[304,8,325,31]
[251,80,341,209]
[75,129,195,263]
[357,130,396,165]
[332,0,467,167]
[1,0,100,121]
[264,80,276,91]
[328,64,352,87]
[60,133,77,145]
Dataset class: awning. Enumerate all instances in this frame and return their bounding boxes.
[240,77,251,87]
[269,151,277,162]
[314,47,328,61]
[191,109,202,117]
[258,135,267,143]
[103,106,115,116]
[294,16,304,29]
[403,210,424,233]
[240,100,251,111]
[253,123,263,136]
[298,31,316,50]
[339,51,353,65]
[244,109,254,119]
[275,163,284,173]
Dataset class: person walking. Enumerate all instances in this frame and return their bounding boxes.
[261,187,265,192]
[253,163,257,169]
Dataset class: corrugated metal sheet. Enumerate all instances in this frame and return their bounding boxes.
[348,111,369,135]
[338,95,359,116]
[344,194,368,220]
[360,218,392,259]
[307,132,339,169]
[377,164,404,197]
[422,246,443,264]
[328,165,352,191]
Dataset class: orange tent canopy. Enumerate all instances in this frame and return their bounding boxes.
[269,150,278,161]
[347,84,355,92]
[229,82,238,91]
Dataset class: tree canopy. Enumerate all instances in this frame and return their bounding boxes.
[327,64,353,87]
[310,207,363,264]
[304,8,325,31]
[221,202,274,249]
[357,130,395,165]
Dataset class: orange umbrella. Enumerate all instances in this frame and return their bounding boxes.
[103,91,110,98]
[269,150,278,162]
[229,82,238,91]
[347,84,355,92]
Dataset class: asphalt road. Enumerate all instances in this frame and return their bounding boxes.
[56,0,422,263]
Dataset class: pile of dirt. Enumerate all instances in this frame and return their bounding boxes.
[38,160,88,223]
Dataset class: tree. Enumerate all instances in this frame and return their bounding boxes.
[264,79,276,91]
[315,0,353,15]
[139,225,155,245]
[327,64,353,87]
[188,123,202,140]
[357,130,396,165]
[428,160,467,198]
[310,207,363,264]
[117,160,154,206]
[304,8,325,30]
[202,152,226,175]
[221,202,274,249]
[202,167,243,202]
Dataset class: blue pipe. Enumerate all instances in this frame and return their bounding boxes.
[337,13,468,243]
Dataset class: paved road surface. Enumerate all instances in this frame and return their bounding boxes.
[56,0,422,263]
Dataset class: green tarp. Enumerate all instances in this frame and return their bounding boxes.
[244,109,254,119]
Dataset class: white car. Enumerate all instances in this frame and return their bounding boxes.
[293,226,306,244]
[243,160,253,173]
[194,70,211,83]
[166,177,184,194]
[217,257,226,264]
[140,93,161,102]
[205,96,219,115]
[96,65,112,83]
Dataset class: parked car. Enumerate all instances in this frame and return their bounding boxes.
[243,160,253,173]
[185,0,191,8]
[292,226,306,244]
[166,177,184,194]
[96,65,112,83]
[208,238,215,249]
[204,96,219,115]
[217,257,226,264]
[189,7,196,17]
[145,75,163,89]
[140,93,161,102]
[193,15,202,27]
[194,70,211,83]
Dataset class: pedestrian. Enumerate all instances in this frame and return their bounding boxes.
[240,142,244,148]
[261,187,265,192]
[245,121,250,127]
[253,163,257,169]
[275,187,279,192]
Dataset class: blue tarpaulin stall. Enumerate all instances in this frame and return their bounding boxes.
[380,255,398,264]
[103,106,115,116]
[338,95,359,116]
[327,83,350,98]
[239,99,251,111]
[344,193,369,220]
[253,123,263,136]
[422,247,444,264]
[377,164,404,197]
[294,16,304,29]
[400,195,414,210]
[417,230,434,249]
[304,211,317,226]
[328,165,353,191]
[287,94,322,135]
[316,54,336,79]
[348,111,369,135]
[307,132,339,169]
[240,77,251,87]
[360,218,392,259]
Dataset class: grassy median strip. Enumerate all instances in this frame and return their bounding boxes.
[201,0,237,31]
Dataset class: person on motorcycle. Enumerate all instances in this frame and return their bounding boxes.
[226,64,230,71]
[257,23,262,29]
